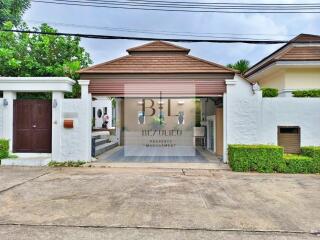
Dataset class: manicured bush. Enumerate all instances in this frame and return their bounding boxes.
[283,154,314,173]
[301,146,320,173]
[292,89,320,97]
[229,145,320,174]
[262,88,279,97]
[228,145,284,173]
[0,139,9,159]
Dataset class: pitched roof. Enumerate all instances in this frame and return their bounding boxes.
[245,34,320,78]
[79,41,236,74]
[127,41,190,53]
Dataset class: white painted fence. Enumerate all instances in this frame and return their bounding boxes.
[225,76,320,161]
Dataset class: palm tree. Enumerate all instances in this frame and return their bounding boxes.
[227,59,250,75]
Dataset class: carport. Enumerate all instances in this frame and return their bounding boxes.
[79,41,236,163]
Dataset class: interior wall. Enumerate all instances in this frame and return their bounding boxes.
[215,107,223,156]
[92,97,113,129]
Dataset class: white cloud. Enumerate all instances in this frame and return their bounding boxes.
[24,1,320,66]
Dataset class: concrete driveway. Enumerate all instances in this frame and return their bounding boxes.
[0,166,319,239]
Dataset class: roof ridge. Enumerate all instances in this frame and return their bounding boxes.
[127,40,190,53]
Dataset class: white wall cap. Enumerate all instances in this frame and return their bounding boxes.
[0,77,74,92]
[225,79,237,85]
[78,80,90,86]
[0,77,75,84]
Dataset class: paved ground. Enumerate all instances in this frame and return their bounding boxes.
[0,166,319,239]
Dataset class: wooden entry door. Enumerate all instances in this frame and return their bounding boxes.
[13,100,52,153]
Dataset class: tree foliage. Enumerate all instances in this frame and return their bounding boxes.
[227,59,250,74]
[0,0,31,26]
[0,22,92,98]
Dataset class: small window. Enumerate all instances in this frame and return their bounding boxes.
[279,127,299,134]
[278,126,301,154]
[104,107,107,114]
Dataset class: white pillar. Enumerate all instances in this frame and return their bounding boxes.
[223,79,237,163]
[3,91,16,152]
[115,98,123,145]
[79,80,92,161]
[223,93,228,163]
[51,92,64,161]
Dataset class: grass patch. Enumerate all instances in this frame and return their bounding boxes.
[48,161,86,167]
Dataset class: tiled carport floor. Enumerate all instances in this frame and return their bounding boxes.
[96,146,221,163]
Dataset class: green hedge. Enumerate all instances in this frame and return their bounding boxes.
[292,89,320,97]
[283,154,314,173]
[301,146,320,173]
[262,88,279,97]
[0,139,9,159]
[228,145,284,173]
[229,144,320,173]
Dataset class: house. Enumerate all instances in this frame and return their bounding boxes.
[78,41,237,161]
[0,35,319,165]
[245,34,320,96]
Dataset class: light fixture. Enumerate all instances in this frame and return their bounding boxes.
[137,100,143,105]
[52,99,58,108]
[178,100,184,105]
[3,99,8,106]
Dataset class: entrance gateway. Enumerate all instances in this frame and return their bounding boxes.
[13,99,52,153]
[79,41,237,162]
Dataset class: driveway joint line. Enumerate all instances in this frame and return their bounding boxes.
[0,171,52,194]
[0,223,315,236]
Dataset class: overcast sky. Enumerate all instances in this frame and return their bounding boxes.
[24,0,320,67]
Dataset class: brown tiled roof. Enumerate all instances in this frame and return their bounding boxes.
[291,33,320,42]
[79,41,235,74]
[245,34,320,77]
[127,41,190,53]
[278,46,320,60]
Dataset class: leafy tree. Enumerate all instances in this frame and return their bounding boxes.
[0,22,92,98]
[227,59,250,75]
[0,0,31,26]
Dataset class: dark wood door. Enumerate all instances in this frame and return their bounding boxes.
[13,100,52,153]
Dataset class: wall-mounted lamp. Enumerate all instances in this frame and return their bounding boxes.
[137,100,143,105]
[178,101,184,105]
[52,99,58,108]
[3,99,8,106]
[158,101,165,105]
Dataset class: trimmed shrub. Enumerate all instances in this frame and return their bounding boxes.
[229,145,320,174]
[283,154,314,173]
[262,88,279,97]
[301,146,320,173]
[0,139,9,159]
[228,145,284,173]
[292,89,320,98]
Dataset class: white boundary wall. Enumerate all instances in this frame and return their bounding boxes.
[52,80,92,162]
[0,78,92,163]
[224,75,320,161]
